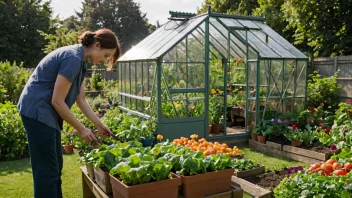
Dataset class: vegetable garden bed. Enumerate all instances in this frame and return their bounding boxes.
[248,139,340,164]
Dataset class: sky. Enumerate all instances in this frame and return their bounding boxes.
[51,0,204,25]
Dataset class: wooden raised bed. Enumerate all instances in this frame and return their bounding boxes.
[234,166,265,178]
[231,176,271,198]
[249,139,340,164]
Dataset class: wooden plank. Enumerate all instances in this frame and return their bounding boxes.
[234,166,265,178]
[231,183,243,198]
[231,176,271,198]
[249,140,320,164]
[81,166,112,198]
[203,190,233,198]
[282,145,326,161]
[265,141,282,151]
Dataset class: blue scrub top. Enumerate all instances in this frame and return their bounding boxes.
[18,44,87,131]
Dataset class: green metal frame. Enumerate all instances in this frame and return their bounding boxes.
[116,7,309,141]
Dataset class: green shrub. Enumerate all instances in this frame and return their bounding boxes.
[0,61,30,103]
[0,102,28,160]
[91,73,104,91]
[307,71,341,111]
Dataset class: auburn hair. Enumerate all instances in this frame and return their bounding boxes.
[79,29,121,69]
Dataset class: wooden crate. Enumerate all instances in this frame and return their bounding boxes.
[234,166,265,178]
[231,176,271,198]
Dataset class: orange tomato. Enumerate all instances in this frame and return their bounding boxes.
[221,143,228,149]
[157,134,163,140]
[326,159,337,165]
[204,150,210,156]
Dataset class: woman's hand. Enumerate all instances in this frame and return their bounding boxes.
[96,123,112,137]
[77,127,98,142]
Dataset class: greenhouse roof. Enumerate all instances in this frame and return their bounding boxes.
[118,12,307,62]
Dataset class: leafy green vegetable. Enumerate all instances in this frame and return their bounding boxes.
[274,172,352,197]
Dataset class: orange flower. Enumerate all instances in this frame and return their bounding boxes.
[157,134,163,140]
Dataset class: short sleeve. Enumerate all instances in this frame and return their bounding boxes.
[58,56,82,82]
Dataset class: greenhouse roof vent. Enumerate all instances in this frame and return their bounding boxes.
[169,11,196,21]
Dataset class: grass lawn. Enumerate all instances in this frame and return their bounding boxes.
[0,152,82,198]
[241,147,308,171]
[0,146,308,198]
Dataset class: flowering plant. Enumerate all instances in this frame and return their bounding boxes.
[209,91,223,124]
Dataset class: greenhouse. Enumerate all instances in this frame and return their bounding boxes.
[117,8,308,141]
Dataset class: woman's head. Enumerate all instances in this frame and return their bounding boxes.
[79,29,121,69]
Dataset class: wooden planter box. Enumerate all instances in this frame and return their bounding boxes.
[233,166,265,178]
[86,164,95,181]
[178,168,234,198]
[232,176,272,198]
[109,173,181,198]
[94,167,112,194]
[248,139,341,164]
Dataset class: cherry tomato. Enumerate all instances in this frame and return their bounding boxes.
[334,169,347,176]
[326,159,336,165]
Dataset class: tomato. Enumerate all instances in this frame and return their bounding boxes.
[334,169,347,176]
[333,162,341,170]
[344,162,352,172]
[317,170,325,176]
[326,159,337,165]
[321,163,334,172]
[309,164,320,172]
[325,170,332,176]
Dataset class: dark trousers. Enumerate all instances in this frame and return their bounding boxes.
[21,115,63,198]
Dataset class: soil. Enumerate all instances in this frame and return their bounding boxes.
[244,169,289,191]
[267,137,333,154]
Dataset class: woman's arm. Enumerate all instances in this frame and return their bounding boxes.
[76,84,112,136]
[52,74,97,141]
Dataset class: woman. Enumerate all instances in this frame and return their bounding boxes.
[17,28,120,198]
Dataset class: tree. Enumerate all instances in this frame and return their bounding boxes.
[76,0,151,53]
[39,27,78,54]
[198,0,259,15]
[0,0,52,67]
[62,16,80,31]
[282,0,352,57]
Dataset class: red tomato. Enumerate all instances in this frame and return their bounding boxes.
[333,162,341,170]
[334,169,347,176]
[344,162,352,172]
[309,164,320,172]
[325,170,332,176]
[317,170,325,176]
[326,159,336,165]
[321,163,334,172]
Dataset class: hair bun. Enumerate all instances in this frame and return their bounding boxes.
[79,31,96,46]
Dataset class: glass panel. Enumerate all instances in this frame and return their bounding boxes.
[248,47,258,60]
[163,46,177,62]
[176,40,187,62]
[294,98,305,112]
[130,62,136,95]
[146,62,156,97]
[126,63,131,95]
[283,98,293,113]
[283,60,295,97]
[188,63,205,88]
[206,23,228,57]
[209,59,224,90]
[236,19,259,29]
[254,21,307,58]
[187,34,205,62]
[268,60,283,97]
[251,30,295,58]
[229,58,246,85]
[136,62,143,96]
[162,63,187,88]
[247,62,257,128]
[151,16,207,59]
[236,30,280,58]
[188,99,204,117]
[218,17,243,28]
[162,100,187,118]
[296,61,307,96]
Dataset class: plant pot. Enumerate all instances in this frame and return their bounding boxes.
[86,164,95,181]
[211,124,220,134]
[109,173,181,198]
[140,138,154,147]
[208,125,212,134]
[250,132,258,141]
[247,121,255,131]
[62,144,73,154]
[178,168,234,198]
[94,167,112,194]
[257,135,266,144]
[291,140,302,147]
